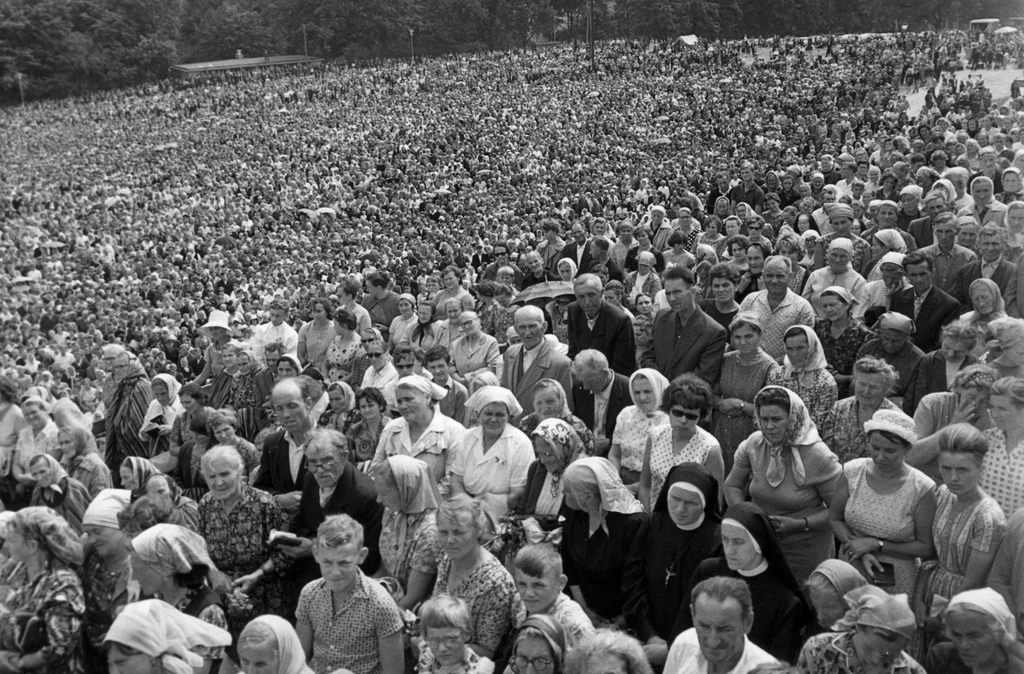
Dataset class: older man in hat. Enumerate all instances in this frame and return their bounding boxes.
[101,344,153,485]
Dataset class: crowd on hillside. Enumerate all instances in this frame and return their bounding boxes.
[3,27,1024,674]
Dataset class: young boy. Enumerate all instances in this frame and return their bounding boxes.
[512,543,594,647]
[296,515,405,674]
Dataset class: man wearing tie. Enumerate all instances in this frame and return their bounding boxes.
[891,250,961,353]
[501,305,572,421]
[566,274,636,375]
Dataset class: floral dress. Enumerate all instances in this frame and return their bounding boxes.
[766,367,837,432]
[79,548,133,670]
[815,319,875,386]
[647,425,719,506]
[711,349,780,472]
[0,562,85,674]
[798,631,926,674]
[326,336,364,383]
[228,372,265,442]
[197,486,291,636]
[379,510,439,592]
[347,417,386,470]
[432,552,523,653]
[821,398,901,465]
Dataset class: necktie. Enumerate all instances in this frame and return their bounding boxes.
[515,348,525,387]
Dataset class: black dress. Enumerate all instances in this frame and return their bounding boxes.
[561,508,646,621]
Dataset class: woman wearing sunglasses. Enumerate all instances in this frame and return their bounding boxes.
[639,374,724,512]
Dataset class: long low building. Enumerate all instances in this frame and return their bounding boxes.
[169,54,324,78]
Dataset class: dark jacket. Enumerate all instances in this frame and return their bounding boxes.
[566,301,636,376]
[903,349,978,416]
[571,372,632,450]
[253,429,308,495]
[950,258,1018,312]
[561,241,593,276]
[890,286,962,353]
[640,307,728,385]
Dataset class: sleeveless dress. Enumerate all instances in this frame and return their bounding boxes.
[711,349,779,473]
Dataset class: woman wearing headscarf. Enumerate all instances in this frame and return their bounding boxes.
[372,455,440,612]
[805,559,869,633]
[0,507,86,674]
[609,368,670,489]
[725,386,842,583]
[55,425,112,498]
[372,376,466,492]
[804,237,869,317]
[138,373,182,459]
[767,324,839,430]
[223,341,268,442]
[451,386,535,527]
[129,523,229,671]
[862,229,909,282]
[517,417,588,528]
[238,615,315,674]
[510,615,567,674]
[27,454,92,534]
[518,379,596,457]
[926,589,1024,674]
[797,586,926,674]
[557,258,578,283]
[561,457,647,625]
[963,278,1008,348]
[815,285,875,398]
[120,456,160,499]
[622,464,722,666]
[103,599,232,674]
[78,489,133,672]
[676,501,811,663]
[144,473,201,533]
[712,313,782,472]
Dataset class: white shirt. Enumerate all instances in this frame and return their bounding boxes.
[664,629,776,674]
[522,343,543,373]
[285,421,316,484]
[592,373,614,441]
[252,321,299,366]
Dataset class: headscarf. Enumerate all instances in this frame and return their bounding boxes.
[755,386,823,488]
[327,381,356,413]
[782,325,829,388]
[57,426,98,465]
[810,559,867,601]
[969,277,1006,317]
[33,454,70,505]
[465,385,524,418]
[145,473,186,508]
[826,203,855,222]
[532,379,572,419]
[531,418,586,495]
[516,614,567,672]
[878,251,905,269]
[395,375,448,401]
[122,456,160,500]
[628,368,670,415]
[131,523,213,576]
[144,373,183,428]
[13,506,84,566]
[834,585,916,640]
[873,229,907,254]
[563,457,644,525]
[385,455,441,514]
[80,487,130,530]
[151,374,182,406]
[721,502,807,608]
[654,463,721,531]
[240,615,314,674]
[821,286,858,315]
[278,354,303,374]
[105,600,232,674]
[557,258,578,281]
[946,588,1018,648]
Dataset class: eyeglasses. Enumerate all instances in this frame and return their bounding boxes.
[670,408,701,421]
[307,458,338,472]
[366,352,385,358]
[513,655,554,673]
[426,635,463,649]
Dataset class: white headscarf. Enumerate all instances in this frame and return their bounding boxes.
[240,615,315,674]
[82,489,131,529]
[105,600,231,674]
[143,373,184,429]
[465,385,524,418]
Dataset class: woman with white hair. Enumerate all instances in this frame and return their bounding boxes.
[986,317,1024,379]
[925,589,1024,674]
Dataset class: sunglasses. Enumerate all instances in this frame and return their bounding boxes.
[366,352,385,358]
[670,408,701,421]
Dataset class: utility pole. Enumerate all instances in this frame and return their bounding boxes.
[409,28,415,63]
[302,24,308,56]
[16,72,24,107]
[587,0,595,72]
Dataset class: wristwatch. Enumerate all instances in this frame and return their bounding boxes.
[877,539,885,552]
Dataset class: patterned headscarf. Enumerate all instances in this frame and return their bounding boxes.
[755,386,823,488]
[782,325,829,389]
[12,507,84,566]
[131,523,213,576]
[121,456,160,501]
[105,600,231,674]
[834,585,916,640]
[531,418,586,495]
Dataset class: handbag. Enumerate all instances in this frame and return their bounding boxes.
[14,612,46,654]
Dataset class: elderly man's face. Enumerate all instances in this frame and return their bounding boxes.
[693,594,752,671]
[979,234,1004,263]
[575,280,603,318]
[306,445,346,489]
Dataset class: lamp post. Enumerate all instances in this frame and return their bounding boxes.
[301,24,308,56]
[409,28,415,63]
[587,0,594,72]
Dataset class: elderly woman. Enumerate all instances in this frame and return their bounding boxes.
[450,311,503,387]
[222,342,268,441]
[562,458,646,625]
[624,252,662,310]
[805,560,868,632]
[137,373,181,459]
[11,396,60,494]
[322,381,356,434]
[373,377,466,491]
[348,387,390,470]
[862,229,909,281]
[767,324,838,430]
[640,375,723,512]
[119,455,160,498]
[609,369,669,489]
[712,313,781,471]
[297,297,335,375]
[677,501,811,662]
[926,589,1024,674]
[797,586,926,674]
[516,417,587,530]
[725,386,842,583]
[144,472,201,532]
[450,387,535,527]
[623,463,722,664]
[239,615,315,674]
[103,599,231,674]
[428,495,522,659]
[565,630,653,674]
[78,489,132,671]
[981,377,1024,518]
[27,454,92,534]
[197,445,290,633]
[831,408,937,596]
[325,309,365,385]
[963,278,1008,349]
[910,364,997,482]
[904,320,980,415]
[518,379,596,457]
[55,426,112,498]
[985,317,1024,379]
[822,357,904,464]
[803,238,868,317]
[410,302,442,351]
[372,455,440,612]
[0,507,85,674]
[815,286,874,398]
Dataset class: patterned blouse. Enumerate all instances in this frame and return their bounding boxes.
[379,509,439,591]
[433,551,524,653]
[821,397,901,465]
[79,548,132,650]
[612,407,669,473]
[0,562,85,674]
[647,425,719,508]
[815,318,875,378]
[925,485,1006,601]
[632,313,655,354]
[66,452,113,500]
[417,645,495,674]
[979,428,1024,517]
[326,336,364,383]
[797,631,926,674]
[766,367,838,432]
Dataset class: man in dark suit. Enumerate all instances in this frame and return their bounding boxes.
[502,305,573,420]
[907,190,947,248]
[891,250,962,353]
[570,349,631,457]
[479,241,524,288]
[253,378,316,514]
[640,265,727,385]
[283,428,384,609]
[950,224,1018,313]
[566,274,636,375]
[561,222,593,276]
[585,237,625,282]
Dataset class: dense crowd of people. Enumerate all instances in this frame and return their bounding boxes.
[3,26,1024,674]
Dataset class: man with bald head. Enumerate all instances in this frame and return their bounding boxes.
[254,376,315,513]
[738,256,815,362]
[102,344,153,486]
[501,305,573,419]
[566,273,636,375]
